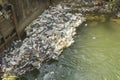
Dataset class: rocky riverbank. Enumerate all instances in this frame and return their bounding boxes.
[63,0,120,18]
[1,3,85,79]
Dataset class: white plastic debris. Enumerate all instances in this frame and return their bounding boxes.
[85,24,88,26]
[0,11,3,15]
[117,12,120,18]
[92,37,96,39]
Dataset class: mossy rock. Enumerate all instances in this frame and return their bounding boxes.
[111,18,120,24]
[2,76,18,80]
[85,14,106,22]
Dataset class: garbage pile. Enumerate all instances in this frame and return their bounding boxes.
[64,0,120,16]
[1,4,85,76]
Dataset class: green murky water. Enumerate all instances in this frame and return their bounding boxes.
[23,16,120,80]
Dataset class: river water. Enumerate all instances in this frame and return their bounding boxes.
[22,16,120,80]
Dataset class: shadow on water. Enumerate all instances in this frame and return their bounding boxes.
[19,69,39,80]
[102,15,116,32]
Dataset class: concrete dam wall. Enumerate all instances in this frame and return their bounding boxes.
[0,0,54,52]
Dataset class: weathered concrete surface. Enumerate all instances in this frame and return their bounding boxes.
[0,0,2,4]
[0,0,52,52]
[8,0,50,37]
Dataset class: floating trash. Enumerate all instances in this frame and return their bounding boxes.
[117,12,120,18]
[43,71,55,80]
[85,24,88,26]
[1,3,85,78]
[92,37,96,39]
